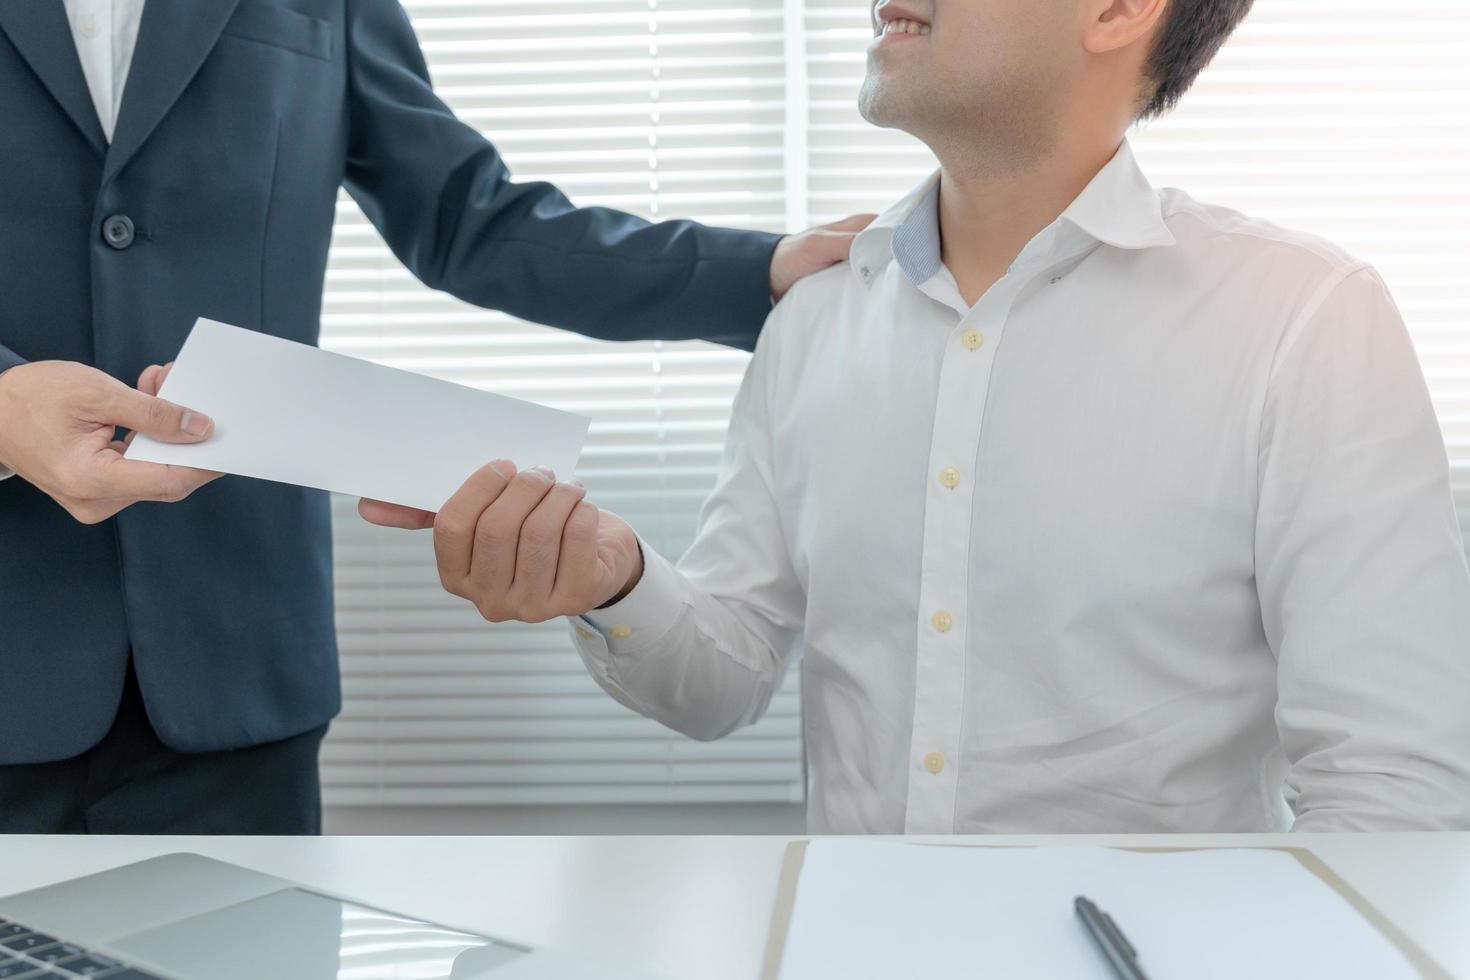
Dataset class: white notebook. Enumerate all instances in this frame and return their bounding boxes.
[775,841,1424,980]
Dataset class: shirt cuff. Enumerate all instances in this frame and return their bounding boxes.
[0,466,13,481]
[568,541,686,660]
[586,541,685,649]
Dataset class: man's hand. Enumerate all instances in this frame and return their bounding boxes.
[0,360,221,524]
[770,214,877,302]
[358,461,643,623]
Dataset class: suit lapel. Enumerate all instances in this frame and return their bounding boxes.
[0,2,108,157]
[102,0,243,184]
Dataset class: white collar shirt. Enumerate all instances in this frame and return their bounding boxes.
[572,141,1470,834]
[62,0,148,143]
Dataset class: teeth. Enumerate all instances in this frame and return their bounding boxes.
[881,18,930,35]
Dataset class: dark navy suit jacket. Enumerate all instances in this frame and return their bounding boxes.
[0,0,779,764]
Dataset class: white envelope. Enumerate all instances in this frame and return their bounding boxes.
[128,318,590,512]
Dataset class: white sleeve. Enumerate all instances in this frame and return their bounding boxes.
[1257,265,1470,831]
[568,300,806,742]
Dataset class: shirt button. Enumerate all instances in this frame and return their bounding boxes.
[574,626,596,641]
[922,752,945,774]
[931,610,953,633]
[938,467,961,490]
[102,215,135,250]
[609,624,634,640]
[961,330,983,351]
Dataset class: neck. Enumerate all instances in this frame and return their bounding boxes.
[935,131,1125,306]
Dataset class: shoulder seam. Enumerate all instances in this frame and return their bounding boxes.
[1160,199,1361,271]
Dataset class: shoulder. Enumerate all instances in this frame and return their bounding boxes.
[1153,188,1393,346]
[755,262,859,358]
[1157,187,1369,286]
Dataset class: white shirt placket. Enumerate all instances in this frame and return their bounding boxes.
[902,268,1028,834]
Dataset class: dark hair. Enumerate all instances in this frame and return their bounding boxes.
[1139,0,1256,118]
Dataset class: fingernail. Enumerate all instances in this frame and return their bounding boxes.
[572,479,586,490]
[532,465,556,479]
[180,411,212,437]
[490,459,516,478]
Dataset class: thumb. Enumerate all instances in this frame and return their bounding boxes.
[825,213,878,233]
[106,386,214,443]
[809,228,867,264]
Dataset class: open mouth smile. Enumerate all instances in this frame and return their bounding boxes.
[871,3,931,49]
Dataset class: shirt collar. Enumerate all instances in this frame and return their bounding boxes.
[848,139,1175,289]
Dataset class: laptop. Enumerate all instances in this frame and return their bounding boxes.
[0,853,656,980]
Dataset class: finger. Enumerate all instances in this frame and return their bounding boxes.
[359,498,435,530]
[434,460,517,582]
[467,466,558,602]
[553,500,603,610]
[86,452,219,504]
[136,362,175,398]
[137,364,162,397]
[809,230,869,265]
[825,213,877,233]
[102,385,213,443]
[512,481,588,604]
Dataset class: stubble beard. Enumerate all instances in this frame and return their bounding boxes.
[857,56,1063,180]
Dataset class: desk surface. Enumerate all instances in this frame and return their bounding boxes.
[2,833,1467,979]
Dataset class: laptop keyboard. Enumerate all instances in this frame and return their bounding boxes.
[0,918,166,980]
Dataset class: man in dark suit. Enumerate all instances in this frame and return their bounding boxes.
[0,0,864,834]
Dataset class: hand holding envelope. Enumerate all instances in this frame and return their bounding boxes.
[0,359,221,524]
[129,318,623,624]
[359,459,644,622]
[129,319,590,513]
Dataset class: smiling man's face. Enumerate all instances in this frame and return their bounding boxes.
[858,0,1081,166]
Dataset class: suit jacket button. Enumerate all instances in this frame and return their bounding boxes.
[102,215,135,250]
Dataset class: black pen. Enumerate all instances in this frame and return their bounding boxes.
[1074,895,1152,980]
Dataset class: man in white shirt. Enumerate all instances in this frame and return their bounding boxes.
[366,0,1470,832]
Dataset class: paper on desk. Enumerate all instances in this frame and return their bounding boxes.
[778,841,1420,980]
[128,319,590,512]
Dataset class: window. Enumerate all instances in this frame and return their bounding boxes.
[321,0,802,806]
[320,0,1470,808]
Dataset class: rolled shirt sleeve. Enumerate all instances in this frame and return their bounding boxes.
[1257,265,1470,830]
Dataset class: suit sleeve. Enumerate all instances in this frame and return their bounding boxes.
[0,343,25,374]
[341,0,780,352]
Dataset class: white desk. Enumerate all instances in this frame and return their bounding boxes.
[2,834,1467,979]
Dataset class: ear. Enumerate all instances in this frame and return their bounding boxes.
[1082,0,1169,55]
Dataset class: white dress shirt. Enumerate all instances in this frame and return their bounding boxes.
[570,141,1470,834]
[0,0,146,482]
[63,0,147,142]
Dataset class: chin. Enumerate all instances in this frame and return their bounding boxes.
[857,73,900,128]
[858,72,924,134]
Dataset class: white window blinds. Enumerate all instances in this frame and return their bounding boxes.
[322,0,1470,808]
[1127,0,1470,554]
[320,0,802,806]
